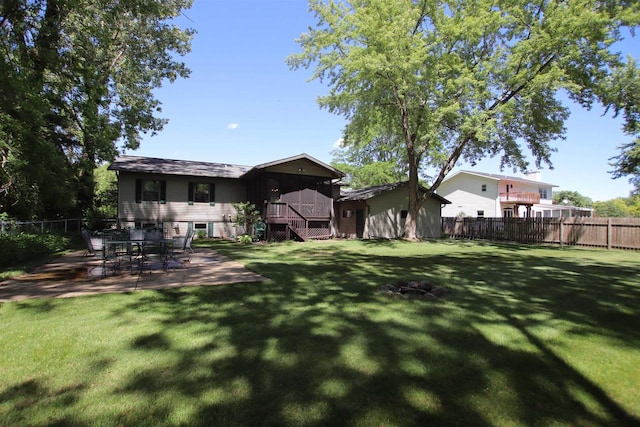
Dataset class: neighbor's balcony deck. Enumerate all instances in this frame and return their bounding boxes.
[499,192,540,204]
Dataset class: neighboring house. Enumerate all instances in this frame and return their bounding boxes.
[109,153,344,240]
[337,182,450,239]
[438,170,569,218]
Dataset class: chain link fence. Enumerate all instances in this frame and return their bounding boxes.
[0,219,83,235]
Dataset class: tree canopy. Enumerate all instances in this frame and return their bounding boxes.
[552,190,593,208]
[0,0,194,219]
[610,139,640,194]
[605,57,640,194]
[288,0,640,239]
[594,198,631,217]
[330,135,408,188]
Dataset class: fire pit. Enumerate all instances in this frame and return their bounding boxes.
[379,279,449,300]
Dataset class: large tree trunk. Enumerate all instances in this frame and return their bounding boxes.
[404,144,423,240]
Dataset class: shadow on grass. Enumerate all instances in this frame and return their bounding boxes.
[3,240,639,425]
[0,378,86,425]
[109,242,640,425]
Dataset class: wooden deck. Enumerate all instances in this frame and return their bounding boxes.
[499,192,540,204]
[264,202,331,241]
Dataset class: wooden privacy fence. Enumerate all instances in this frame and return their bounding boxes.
[441,217,640,250]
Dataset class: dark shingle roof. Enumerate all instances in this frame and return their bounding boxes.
[108,156,251,179]
[240,153,345,179]
[339,181,450,204]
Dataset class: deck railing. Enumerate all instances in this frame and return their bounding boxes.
[499,192,541,204]
[265,202,309,240]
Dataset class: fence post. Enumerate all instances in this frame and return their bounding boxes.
[559,218,564,247]
[607,218,612,250]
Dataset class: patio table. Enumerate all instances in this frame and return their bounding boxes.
[101,238,174,275]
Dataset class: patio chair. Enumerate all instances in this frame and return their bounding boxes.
[254,221,267,241]
[140,240,167,271]
[167,229,195,268]
[81,227,94,256]
[81,228,104,257]
[184,228,195,254]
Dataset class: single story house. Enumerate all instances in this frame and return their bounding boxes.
[108,154,450,240]
[338,182,451,239]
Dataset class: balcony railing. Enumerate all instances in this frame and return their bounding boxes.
[499,192,540,204]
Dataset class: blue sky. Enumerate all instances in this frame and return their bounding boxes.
[129,0,639,202]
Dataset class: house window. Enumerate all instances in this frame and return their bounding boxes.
[343,209,353,218]
[136,179,166,203]
[503,208,514,218]
[188,182,215,205]
[539,188,548,199]
[143,180,160,201]
[477,210,485,218]
[481,184,487,192]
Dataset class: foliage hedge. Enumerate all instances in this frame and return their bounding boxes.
[0,233,70,269]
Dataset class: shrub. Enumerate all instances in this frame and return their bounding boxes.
[237,234,253,244]
[0,233,70,269]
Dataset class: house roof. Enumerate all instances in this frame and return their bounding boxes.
[240,153,345,179]
[444,170,558,187]
[339,181,451,204]
[108,155,257,179]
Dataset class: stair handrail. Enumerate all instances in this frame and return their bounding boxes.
[286,203,308,240]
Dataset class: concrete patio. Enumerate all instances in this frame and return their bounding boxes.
[0,249,266,302]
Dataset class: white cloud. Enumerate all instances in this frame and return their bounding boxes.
[227,123,239,130]
[333,138,344,148]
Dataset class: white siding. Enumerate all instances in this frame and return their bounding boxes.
[438,174,499,217]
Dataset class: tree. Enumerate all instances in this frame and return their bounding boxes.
[288,0,640,239]
[85,163,118,229]
[606,59,640,194]
[594,198,631,217]
[231,202,262,240]
[331,134,408,188]
[627,194,640,217]
[552,190,593,208]
[0,0,194,219]
[610,138,640,194]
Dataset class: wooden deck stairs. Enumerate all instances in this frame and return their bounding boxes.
[264,202,331,241]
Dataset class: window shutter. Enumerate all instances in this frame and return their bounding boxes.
[209,183,215,206]
[188,182,194,205]
[160,180,166,204]
[135,179,142,203]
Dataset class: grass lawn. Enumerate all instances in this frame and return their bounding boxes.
[1,239,639,426]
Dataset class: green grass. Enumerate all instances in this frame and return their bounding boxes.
[1,239,639,426]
